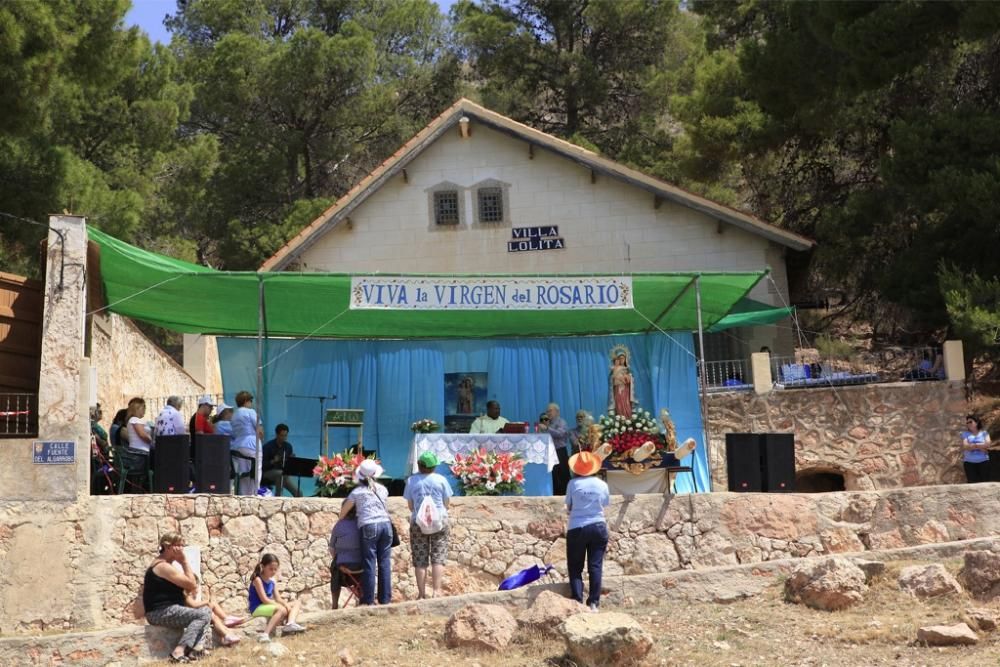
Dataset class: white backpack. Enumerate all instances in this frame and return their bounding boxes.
[415,495,444,535]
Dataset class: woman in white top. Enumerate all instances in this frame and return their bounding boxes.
[122,397,153,492]
[231,391,263,495]
[126,398,153,453]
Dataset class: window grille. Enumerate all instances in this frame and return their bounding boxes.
[477,187,504,223]
[433,191,460,225]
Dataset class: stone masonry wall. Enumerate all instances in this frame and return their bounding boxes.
[89,313,206,416]
[65,482,1000,632]
[705,381,967,491]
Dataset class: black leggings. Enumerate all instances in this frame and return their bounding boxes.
[964,461,990,483]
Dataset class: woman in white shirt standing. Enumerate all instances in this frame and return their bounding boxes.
[231,391,263,495]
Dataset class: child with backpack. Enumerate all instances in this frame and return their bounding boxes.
[248,553,306,642]
[403,452,453,599]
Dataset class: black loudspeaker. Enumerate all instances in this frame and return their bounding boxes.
[154,435,191,493]
[726,433,762,492]
[195,434,232,494]
[762,433,796,492]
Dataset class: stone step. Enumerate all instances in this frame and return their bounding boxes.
[4,534,997,666]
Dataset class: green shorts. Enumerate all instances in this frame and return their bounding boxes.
[251,604,278,618]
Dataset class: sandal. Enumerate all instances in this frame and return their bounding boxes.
[168,654,191,664]
[221,634,242,646]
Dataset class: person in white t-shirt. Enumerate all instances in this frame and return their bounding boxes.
[126,398,153,453]
[123,397,154,492]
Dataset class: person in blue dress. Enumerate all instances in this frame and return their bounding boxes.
[231,391,263,495]
[565,451,610,611]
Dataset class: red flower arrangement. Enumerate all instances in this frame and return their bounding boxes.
[313,451,379,497]
[598,409,667,456]
[450,447,526,496]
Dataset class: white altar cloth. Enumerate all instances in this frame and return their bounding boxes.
[409,433,558,473]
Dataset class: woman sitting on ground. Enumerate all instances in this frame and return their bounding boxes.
[329,499,363,609]
[143,532,212,663]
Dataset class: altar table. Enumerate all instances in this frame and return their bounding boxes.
[410,433,558,496]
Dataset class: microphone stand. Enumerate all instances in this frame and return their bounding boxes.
[284,394,338,493]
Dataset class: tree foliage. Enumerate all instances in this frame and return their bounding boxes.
[676,1,1000,331]
[454,0,681,152]
[4,0,1000,351]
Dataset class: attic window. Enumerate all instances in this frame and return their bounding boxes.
[434,191,460,225]
[477,187,504,223]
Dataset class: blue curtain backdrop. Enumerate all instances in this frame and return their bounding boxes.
[217,333,708,494]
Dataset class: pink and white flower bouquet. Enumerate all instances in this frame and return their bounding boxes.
[313,451,380,497]
[450,447,525,496]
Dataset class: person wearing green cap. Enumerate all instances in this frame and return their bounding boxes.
[403,451,453,599]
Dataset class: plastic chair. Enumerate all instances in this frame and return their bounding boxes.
[112,446,152,494]
[230,451,257,494]
[338,565,364,608]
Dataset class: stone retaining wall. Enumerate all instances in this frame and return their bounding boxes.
[70,482,1000,631]
[705,381,967,490]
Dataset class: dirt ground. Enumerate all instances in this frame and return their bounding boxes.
[188,560,1000,667]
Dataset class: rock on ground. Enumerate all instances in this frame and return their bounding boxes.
[784,557,868,611]
[560,611,653,667]
[961,608,999,633]
[897,563,963,599]
[444,604,517,651]
[959,550,1000,600]
[917,623,978,646]
[849,558,886,583]
[267,642,290,657]
[518,591,588,635]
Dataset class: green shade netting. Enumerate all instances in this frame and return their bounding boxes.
[88,226,766,338]
[708,297,794,332]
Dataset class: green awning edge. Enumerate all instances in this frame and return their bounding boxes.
[87,226,768,338]
[707,297,794,332]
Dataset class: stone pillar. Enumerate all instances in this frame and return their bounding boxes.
[751,352,773,394]
[943,340,965,382]
[183,333,223,396]
[183,333,208,386]
[0,215,90,500]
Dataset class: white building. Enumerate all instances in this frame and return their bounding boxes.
[261,99,813,360]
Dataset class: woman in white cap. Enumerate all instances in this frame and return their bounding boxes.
[565,451,610,611]
[340,459,393,605]
[212,403,234,438]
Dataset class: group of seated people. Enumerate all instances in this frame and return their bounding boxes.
[91,391,302,496]
[142,533,306,662]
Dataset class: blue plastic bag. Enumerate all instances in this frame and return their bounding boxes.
[498,564,554,591]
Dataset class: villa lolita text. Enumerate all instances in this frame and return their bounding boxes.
[350,276,633,310]
[507,226,565,252]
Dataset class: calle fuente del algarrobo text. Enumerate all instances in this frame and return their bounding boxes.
[350,275,633,310]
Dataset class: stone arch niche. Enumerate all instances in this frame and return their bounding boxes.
[795,466,850,492]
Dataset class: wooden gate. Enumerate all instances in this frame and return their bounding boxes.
[0,272,42,435]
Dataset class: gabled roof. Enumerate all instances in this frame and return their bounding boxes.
[260,99,814,271]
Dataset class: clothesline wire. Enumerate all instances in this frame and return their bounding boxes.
[257,307,352,370]
[631,308,698,360]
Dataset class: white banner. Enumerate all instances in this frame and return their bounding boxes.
[350,276,633,310]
